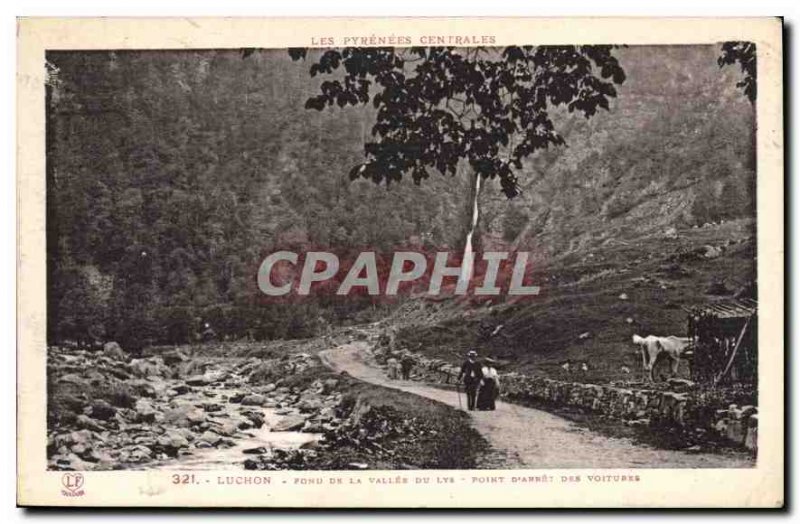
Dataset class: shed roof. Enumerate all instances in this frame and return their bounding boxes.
[685,297,757,319]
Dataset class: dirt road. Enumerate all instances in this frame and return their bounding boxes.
[320,342,755,469]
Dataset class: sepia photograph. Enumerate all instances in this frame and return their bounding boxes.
[16,17,784,508]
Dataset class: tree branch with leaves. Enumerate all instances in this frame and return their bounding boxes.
[289,46,626,200]
[718,41,756,104]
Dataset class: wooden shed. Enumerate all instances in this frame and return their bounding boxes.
[686,297,758,384]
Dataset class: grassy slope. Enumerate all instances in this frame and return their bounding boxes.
[394,218,756,384]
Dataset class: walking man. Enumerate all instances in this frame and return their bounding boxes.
[458,350,483,411]
[400,352,415,380]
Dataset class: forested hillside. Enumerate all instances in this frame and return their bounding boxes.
[46,45,755,350]
[478,45,755,257]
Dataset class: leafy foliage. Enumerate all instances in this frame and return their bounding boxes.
[290,46,626,198]
[718,41,756,103]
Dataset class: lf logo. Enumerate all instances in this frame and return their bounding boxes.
[61,472,85,497]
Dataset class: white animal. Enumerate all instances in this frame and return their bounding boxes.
[620,365,631,374]
[632,334,692,382]
[560,362,571,372]
[580,362,589,372]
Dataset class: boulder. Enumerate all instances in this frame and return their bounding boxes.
[302,421,323,433]
[118,445,152,463]
[163,404,206,428]
[75,414,105,432]
[317,407,336,422]
[271,415,306,432]
[241,410,265,428]
[214,421,240,437]
[218,438,237,449]
[197,430,222,447]
[156,430,190,456]
[161,350,189,366]
[90,400,117,421]
[171,384,192,395]
[134,399,159,423]
[103,342,125,361]
[739,405,758,419]
[228,393,245,403]
[127,378,165,398]
[128,358,169,378]
[297,397,323,413]
[55,452,93,471]
[59,374,90,388]
[185,375,213,386]
[666,378,695,389]
[241,394,266,406]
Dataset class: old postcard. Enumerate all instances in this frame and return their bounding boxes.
[17,17,783,507]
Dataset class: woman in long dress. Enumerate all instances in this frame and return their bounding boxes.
[476,360,500,411]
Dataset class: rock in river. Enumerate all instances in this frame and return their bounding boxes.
[271,414,306,432]
[241,394,266,406]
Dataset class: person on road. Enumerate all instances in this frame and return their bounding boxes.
[477,358,500,411]
[458,350,483,411]
[400,352,415,380]
[386,355,400,379]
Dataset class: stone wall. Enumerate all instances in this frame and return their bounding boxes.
[401,353,757,452]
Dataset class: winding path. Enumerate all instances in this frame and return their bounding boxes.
[320,342,755,469]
